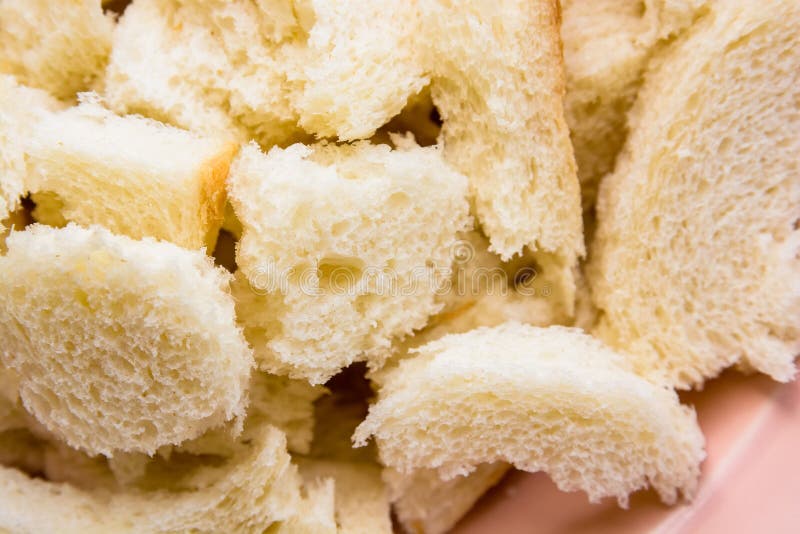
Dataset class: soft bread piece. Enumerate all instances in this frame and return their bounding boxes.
[229,140,470,383]
[0,0,114,100]
[385,464,509,534]
[274,477,338,534]
[419,0,583,290]
[298,459,393,534]
[562,0,707,211]
[0,224,253,456]
[0,75,62,229]
[355,323,705,506]
[104,0,423,145]
[27,98,236,250]
[0,425,303,534]
[588,0,800,389]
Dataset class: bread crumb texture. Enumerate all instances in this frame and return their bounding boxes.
[589,0,800,389]
[356,323,705,506]
[0,224,253,456]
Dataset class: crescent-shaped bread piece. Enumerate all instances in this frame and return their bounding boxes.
[588,0,800,389]
[355,323,705,506]
[420,0,583,297]
[0,425,303,534]
[0,224,253,456]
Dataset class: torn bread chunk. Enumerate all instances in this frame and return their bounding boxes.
[27,97,236,250]
[562,0,708,211]
[0,0,114,100]
[0,224,253,456]
[419,0,583,300]
[298,459,392,534]
[104,0,424,145]
[0,75,63,230]
[588,0,800,388]
[229,140,470,384]
[0,425,303,534]
[355,323,705,506]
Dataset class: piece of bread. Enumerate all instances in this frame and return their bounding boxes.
[0,224,253,456]
[0,75,63,230]
[562,0,708,211]
[588,0,800,389]
[0,0,114,100]
[273,476,338,534]
[419,0,583,289]
[104,0,423,146]
[298,458,393,534]
[0,425,303,534]
[355,323,705,506]
[229,140,470,384]
[26,96,236,250]
[385,463,509,534]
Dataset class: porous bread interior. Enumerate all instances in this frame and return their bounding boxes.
[588,0,800,389]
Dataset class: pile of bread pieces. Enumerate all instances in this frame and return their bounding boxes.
[0,0,797,532]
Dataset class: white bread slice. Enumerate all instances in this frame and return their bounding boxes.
[0,75,63,230]
[385,463,509,534]
[0,224,253,456]
[104,0,423,145]
[355,323,705,506]
[26,97,236,250]
[0,0,114,100]
[419,0,583,285]
[562,0,707,211]
[0,425,303,534]
[229,140,470,384]
[588,0,800,389]
[298,459,393,534]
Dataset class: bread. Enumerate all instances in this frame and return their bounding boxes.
[0,425,304,533]
[385,463,509,534]
[229,140,470,383]
[0,0,114,100]
[0,224,253,456]
[355,323,705,506]
[588,0,800,389]
[274,477,338,534]
[0,75,63,230]
[419,0,583,290]
[26,96,236,250]
[298,459,392,534]
[562,0,707,211]
[104,0,423,146]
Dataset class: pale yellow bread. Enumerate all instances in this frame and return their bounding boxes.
[355,323,705,506]
[420,0,583,300]
[27,97,236,250]
[0,425,303,534]
[229,140,470,384]
[589,0,800,388]
[0,0,114,100]
[385,464,509,534]
[0,75,63,230]
[0,224,253,456]
[562,0,708,211]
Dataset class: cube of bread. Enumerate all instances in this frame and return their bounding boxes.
[104,0,423,145]
[0,224,253,456]
[0,425,304,533]
[0,0,114,100]
[419,0,583,296]
[229,140,470,384]
[298,459,393,534]
[588,0,800,389]
[385,464,509,534]
[562,0,707,211]
[26,98,236,250]
[355,323,705,506]
[0,75,63,229]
